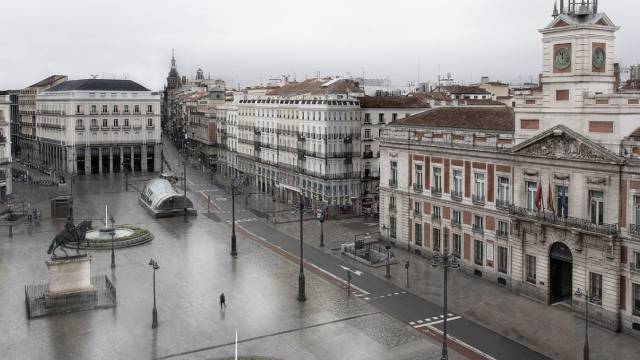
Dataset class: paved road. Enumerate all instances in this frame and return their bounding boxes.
[163,138,550,360]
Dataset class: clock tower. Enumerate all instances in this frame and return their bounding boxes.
[540,0,619,104]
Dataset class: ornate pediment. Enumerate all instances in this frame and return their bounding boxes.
[512,126,623,163]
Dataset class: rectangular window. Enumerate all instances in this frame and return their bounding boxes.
[433,167,442,192]
[113,118,119,127]
[124,105,129,114]
[76,119,83,127]
[378,113,384,123]
[414,222,422,246]
[364,113,370,123]
[147,118,153,127]
[453,169,463,197]
[147,104,153,113]
[474,215,484,232]
[634,197,640,227]
[102,119,108,127]
[390,161,398,187]
[556,185,569,218]
[498,220,508,238]
[124,118,129,127]
[590,191,604,225]
[113,105,119,113]
[635,252,640,270]
[392,113,397,122]
[389,195,396,211]
[474,240,484,265]
[526,181,538,210]
[526,255,537,283]
[589,272,603,305]
[556,90,569,101]
[414,164,423,191]
[134,105,140,114]
[453,234,461,256]
[498,246,508,274]
[633,283,640,316]
[91,105,97,114]
[433,206,441,219]
[76,105,82,114]
[414,201,421,216]
[452,210,461,225]
[390,217,397,239]
[497,177,510,206]
[364,129,371,139]
[433,228,441,252]
[102,105,108,113]
[474,173,485,202]
[91,119,97,127]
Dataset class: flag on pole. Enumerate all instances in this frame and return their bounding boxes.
[547,183,555,215]
[535,183,543,211]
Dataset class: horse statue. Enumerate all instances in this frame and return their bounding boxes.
[47,218,92,258]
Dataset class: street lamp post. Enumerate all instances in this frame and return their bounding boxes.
[575,288,600,360]
[431,228,460,360]
[298,194,306,302]
[110,215,116,269]
[230,178,238,257]
[148,258,160,329]
[405,261,410,288]
[317,207,325,248]
[183,160,187,222]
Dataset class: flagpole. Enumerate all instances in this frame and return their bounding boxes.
[235,329,238,360]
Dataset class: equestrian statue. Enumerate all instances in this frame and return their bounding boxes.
[47,217,92,258]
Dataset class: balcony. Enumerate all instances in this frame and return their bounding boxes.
[451,220,462,229]
[75,125,85,131]
[362,151,374,159]
[472,194,486,206]
[146,124,155,129]
[509,205,618,236]
[413,211,422,220]
[388,179,398,188]
[431,214,441,224]
[431,186,442,197]
[630,263,640,274]
[101,125,110,130]
[451,190,463,202]
[496,199,511,210]
[388,206,396,213]
[412,183,423,193]
[90,125,99,130]
[496,230,508,239]
[472,224,484,234]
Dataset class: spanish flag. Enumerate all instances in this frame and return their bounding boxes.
[547,183,555,215]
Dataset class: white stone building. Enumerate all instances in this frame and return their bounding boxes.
[0,94,12,197]
[231,78,365,216]
[35,79,161,175]
[378,1,640,336]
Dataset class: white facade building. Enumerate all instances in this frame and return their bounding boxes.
[0,94,11,197]
[36,79,161,175]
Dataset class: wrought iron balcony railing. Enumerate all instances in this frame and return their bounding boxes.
[431,214,441,223]
[630,224,640,237]
[496,230,508,239]
[510,205,618,236]
[431,186,442,197]
[472,224,484,234]
[412,183,423,193]
[451,190,463,201]
[472,194,485,206]
[451,220,461,229]
[496,199,511,210]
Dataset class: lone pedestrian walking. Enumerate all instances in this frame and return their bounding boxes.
[219,293,226,310]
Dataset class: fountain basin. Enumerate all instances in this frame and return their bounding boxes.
[66,225,153,250]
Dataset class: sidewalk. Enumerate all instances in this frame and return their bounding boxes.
[239,190,639,360]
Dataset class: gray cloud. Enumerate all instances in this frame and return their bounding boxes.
[1,0,639,91]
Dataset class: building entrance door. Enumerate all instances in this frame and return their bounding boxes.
[549,242,573,304]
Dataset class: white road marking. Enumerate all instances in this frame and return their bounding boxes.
[364,297,370,301]
[417,323,497,360]
[413,315,462,329]
[339,265,363,276]
[417,320,423,324]
[409,322,416,326]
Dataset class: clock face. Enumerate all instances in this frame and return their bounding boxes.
[593,47,606,70]
[554,47,571,70]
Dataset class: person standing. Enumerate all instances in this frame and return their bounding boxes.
[219,293,226,310]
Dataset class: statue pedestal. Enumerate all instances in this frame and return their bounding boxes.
[45,255,95,305]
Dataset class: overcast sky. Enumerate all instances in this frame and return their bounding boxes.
[1,0,639,91]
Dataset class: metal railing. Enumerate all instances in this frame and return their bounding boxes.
[472,224,484,234]
[451,190,463,201]
[362,151,374,158]
[496,199,511,210]
[431,186,442,197]
[389,179,398,188]
[630,224,640,237]
[413,183,423,193]
[472,194,485,206]
[496,230,508,239]
[509,205,618,236]
[629,263,640,274]
[451,220,461,229]
[432,214,441,223]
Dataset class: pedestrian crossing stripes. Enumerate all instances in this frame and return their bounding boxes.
[362,291,407,301]
[409,313,460,328]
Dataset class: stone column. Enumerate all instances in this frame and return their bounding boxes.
[141,144,148,173]
[98,147,103,174]
[154,144,162,173]
[130,146,134,172]
[120,146,125,172]
[85,147,91,175]
[109,147,113,173]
